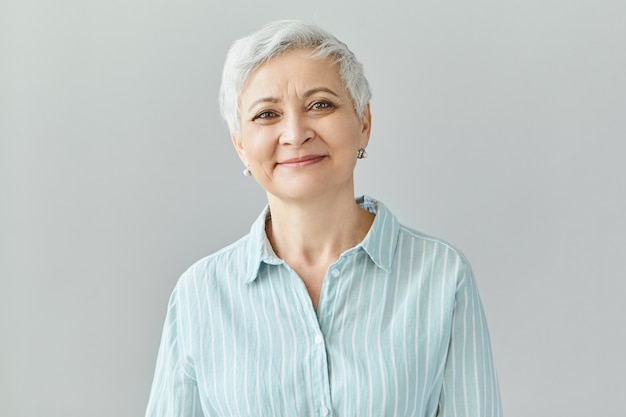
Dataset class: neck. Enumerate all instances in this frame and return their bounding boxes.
[265,191,374,267]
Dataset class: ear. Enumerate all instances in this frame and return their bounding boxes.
[358,103,372,149]
[231,133,247,165]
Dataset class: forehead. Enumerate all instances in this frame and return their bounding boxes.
[240,49,344,99]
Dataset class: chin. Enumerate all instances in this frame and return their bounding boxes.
[269,177,353,203]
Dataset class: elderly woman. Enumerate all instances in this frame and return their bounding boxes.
[146,20,502,417]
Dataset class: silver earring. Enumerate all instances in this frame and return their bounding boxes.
[243,166,252,176]
[357,148,368,159]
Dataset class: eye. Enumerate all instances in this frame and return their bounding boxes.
[310,101,335,111]
[252,110,279,121]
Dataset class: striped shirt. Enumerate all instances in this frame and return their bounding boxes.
[146,196,502,417]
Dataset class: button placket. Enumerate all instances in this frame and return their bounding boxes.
[310,260,348,417]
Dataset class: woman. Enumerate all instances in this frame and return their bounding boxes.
[146,20,502,417]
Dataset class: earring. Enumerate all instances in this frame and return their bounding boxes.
[357,148,368,159]
[243,166,252,176]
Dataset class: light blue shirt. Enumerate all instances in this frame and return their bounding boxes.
[146,196,502,417]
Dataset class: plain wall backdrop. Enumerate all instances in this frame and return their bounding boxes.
[1,0,625,416]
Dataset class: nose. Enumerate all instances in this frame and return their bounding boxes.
[279,112,314,146]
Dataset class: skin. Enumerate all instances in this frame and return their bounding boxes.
[232,48,374,310]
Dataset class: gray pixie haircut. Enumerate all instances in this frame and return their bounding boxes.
[219,20,372,135]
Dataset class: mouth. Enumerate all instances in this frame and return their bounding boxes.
[277,154,326,168]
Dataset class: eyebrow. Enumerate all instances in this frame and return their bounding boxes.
[246,87,340,112]
[247,97,279,112]
[304,87,340,98]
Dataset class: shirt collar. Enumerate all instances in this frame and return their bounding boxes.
[242,205,280,284]
[242,195,399,284]
[355,195,399,274]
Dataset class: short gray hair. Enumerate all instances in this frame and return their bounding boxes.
[219,20,372,135]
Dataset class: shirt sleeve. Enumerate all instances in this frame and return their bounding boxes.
[437,266,503,417]
[145,288,205,417]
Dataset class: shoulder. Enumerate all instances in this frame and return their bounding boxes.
[365,196,474,282]
[174,233,252,293]
[395,223,474,285]
[398,224,470,262]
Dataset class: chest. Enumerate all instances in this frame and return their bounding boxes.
[185,258,455,417]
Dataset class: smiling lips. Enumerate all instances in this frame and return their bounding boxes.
[277,154,326,168]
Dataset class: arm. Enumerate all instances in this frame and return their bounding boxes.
[437,267,503,417]
[145,288,205,417]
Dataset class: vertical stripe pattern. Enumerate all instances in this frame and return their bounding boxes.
[145,196,502,417]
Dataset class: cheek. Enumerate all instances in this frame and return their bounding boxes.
[241,131,276,161]
[327,121,363,147]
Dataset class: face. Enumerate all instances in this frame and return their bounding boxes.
[232,48,371,203]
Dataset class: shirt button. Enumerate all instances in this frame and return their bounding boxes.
[330,269,340,278]
[314,335,323,345]
[320,406,329,416]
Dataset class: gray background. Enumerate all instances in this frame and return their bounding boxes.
[1,0,624,416]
